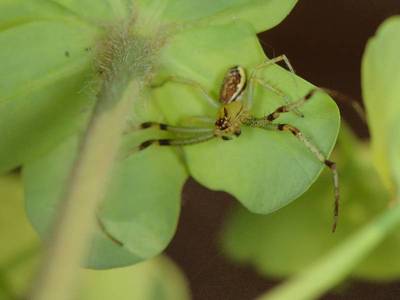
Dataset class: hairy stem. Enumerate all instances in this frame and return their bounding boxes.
[30,20,159,300]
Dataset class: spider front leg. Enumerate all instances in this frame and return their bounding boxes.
[248,77,304,117]
[273,123,339,232]
[151,76,219,108]
[125,121,215,154]
[137,134,216,151]
[181,116,215,127]
[253,54,296,75]
[107,123,215,245]
[265,88,320,121]
[139,121,214,134]
[247,54,303,117]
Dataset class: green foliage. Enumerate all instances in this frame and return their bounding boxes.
[362,16,400,193]
[0,16,98,173]
[1,0,342,269]
[0,175,189,299]
[221,126,400,281]
[23,131,187,268]
[257,203,400,300]
[79,256,190,300]
[152,21,339,214]
[223,15,400,300]
[137,0,298,32]
[4,1,400,299]
[0,175,39,299]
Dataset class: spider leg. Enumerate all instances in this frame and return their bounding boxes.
[265,88,320,122]
[124,122,215,157]
[274,123,339,232]
[151,76,219,108]
[248,77,304,117]
[181,116,215,126]
[140,121,214,134]
[247,54,303,117]
[288,125,338,231]
[253,54,296,74]
[137,133,216,151]
[318,87,366,122]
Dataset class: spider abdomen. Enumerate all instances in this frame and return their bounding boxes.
[219,65,247,103]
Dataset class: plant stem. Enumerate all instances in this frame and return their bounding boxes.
[257,203,400,300]
[30,80,140,300]
[30,19,159,300]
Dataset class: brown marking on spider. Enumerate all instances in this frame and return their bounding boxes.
[219,66,247,103]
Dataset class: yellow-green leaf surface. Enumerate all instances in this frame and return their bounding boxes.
[79,256,190,300]
[49,0,132,22]
[0,175,39,298]
[221,126,400,281]
[0,0,298,174]
[10,0,333,269]
[362,16,400,192]
[23,129,187,269]
[0,1,100,173]
[0,0,131,24]
[137,0,298,33]
[152,21,340,214]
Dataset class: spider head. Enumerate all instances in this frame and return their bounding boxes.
[214,101,247,138]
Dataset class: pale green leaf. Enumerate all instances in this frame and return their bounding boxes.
[137,0,298,33]
[153,20,340,214]
[0,175,39,298]
[23,130,187,269]
[221,126,400,282]
[257,203,400,300]
[0,17,99,172]
[362,16,400,192]
[79,256,190,300]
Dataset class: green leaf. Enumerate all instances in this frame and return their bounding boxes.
[79,256,190,300]
[0,0,298,174]
[362,16,400,192]
[23,129,187,269]
[0,0,75,27]
[257,203,400,300]
[137,0,298,33]
[0,175,39,298]
[153,20,340,214]
[13,1,333,270]
[49,0,132,21]
[0,175,38,267]
[0,13,100,172]
[0,0,130,26]
[221,125,400,281]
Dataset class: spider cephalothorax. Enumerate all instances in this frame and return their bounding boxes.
[214,66,249,138]
[214,102,249,138]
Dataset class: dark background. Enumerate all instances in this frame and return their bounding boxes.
[166,1,400,299]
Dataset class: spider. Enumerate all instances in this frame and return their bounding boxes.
[133,55,339,232]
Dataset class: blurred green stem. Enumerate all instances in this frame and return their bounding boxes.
[27,5,162,297]
[257,202,400,300]
[30,78,140,300]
